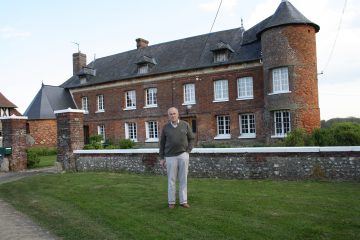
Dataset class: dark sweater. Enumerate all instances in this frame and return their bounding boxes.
[159,120,194,159]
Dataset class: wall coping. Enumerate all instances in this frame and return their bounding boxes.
[0,114,28,120]
[74,146,360,154]
[54,108,85,114]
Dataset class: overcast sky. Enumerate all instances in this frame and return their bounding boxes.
[1,0,359,120]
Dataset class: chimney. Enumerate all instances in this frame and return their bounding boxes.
[136,38,149,49]
[72,52,87,75]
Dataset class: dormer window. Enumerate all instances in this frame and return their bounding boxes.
[138,64,149,74]
[214,50,228,62]
[211,41,234,63]
[136,55,157,74]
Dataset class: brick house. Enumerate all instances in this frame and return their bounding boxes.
[24,84,76,147]
[0,92,21,146]
[26,0,321,146]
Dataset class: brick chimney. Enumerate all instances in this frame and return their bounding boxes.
[72,52,87,75]
[136,38,149,49]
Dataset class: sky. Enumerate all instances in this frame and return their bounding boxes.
[1,0,359,120]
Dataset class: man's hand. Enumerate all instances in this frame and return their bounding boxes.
[160,159,166,168]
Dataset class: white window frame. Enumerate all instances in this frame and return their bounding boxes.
[138,64,149,74]
[272,111,291,138]
[183,83,196,105]
[82,96,89,114]
[214,115,231,139]
[97,95,104,112]
[125,122,137,142]
[145,88,158,108]
[145,121,159,142]
[214,51,228,63]
[239,113,256,138]
[213,80,229,102]
[97,125,105,142]
[125,90,136,110]
[237,77,254,100]
[271,67,290,94]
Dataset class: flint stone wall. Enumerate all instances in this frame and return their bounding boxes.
[74,147,360,181]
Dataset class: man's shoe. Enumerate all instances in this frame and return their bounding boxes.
[180,203,190,208]
[168,204,176,209]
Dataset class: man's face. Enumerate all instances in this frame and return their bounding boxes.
[168,108,179,123]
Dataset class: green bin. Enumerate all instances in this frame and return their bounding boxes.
[0,147,12,156]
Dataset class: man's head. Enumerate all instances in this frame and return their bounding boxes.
[168,107,179,124]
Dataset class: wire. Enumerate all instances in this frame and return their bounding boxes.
[320,0,347,74]
[196,0,223,68]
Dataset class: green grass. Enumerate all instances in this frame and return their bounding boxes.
[0,173,359,240]
[38,154,56,168]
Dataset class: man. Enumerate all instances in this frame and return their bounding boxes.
[159,107,194,209]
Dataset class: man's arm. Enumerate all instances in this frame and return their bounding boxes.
[186,123,195,153]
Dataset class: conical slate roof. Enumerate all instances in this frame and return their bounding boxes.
[257,0,320,37]
[24,84,76,119]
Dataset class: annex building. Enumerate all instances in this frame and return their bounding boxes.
[25,0,321,147]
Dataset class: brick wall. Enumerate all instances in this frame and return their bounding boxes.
[74,147,360,181]
[261,25,320,136]
[1,116,28,171]
[27,119,57,147]
[72,64,266,145]
[55,109,84,170]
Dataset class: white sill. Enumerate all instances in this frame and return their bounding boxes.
[182,102,196,105]
[95,110,105,113]
[83,111,89,114]
[214,135,231,140]
[268,91,291,95]
[127,139,138,143]
[238,135,256,139]
[123,107,136,111]
[143,105,158,109]
[212,99,229,103]
[236,97,254,101]
[145,139,159,143]
[271,134,287,138]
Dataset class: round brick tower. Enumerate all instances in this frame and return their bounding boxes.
[259,0,321,140]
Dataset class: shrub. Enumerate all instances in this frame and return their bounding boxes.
[26,149,40,168]
[331,122,360,146]
[119,139,136,149]
[283,128,310,147]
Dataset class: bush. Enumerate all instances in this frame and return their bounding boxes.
[331,122,360,146]
[283,128,310,147]
[26,149,40,168]
[119,139,136,149]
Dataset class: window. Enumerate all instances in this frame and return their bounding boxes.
[237,77,253,100]
[183,83,195,104]
[215,115,230,139]
[125,90,136,109]
[272,67,289,93]
[138,64,149,74]
[145,121,158,142]
[82,96,89,113]
[273,111,291,137]
[97,125,105,142]
[97,95,104,112]
[125,122,137,141]
[145,88,157,107]
[214,80,228,102]
[214,50,228,62]
[239,113,256,138]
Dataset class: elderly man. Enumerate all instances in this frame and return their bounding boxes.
[159,107,194,209]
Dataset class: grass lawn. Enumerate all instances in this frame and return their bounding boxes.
[0,173,359,240]
[38,154,56,168]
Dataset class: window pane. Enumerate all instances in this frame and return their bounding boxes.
[237,77,253,98]
[146,88,157,106]
[126,90,136,108]
[214,80,228,101]
[217,115,230,135]
[184,83,195,103]
[274,111,291,136]
[272,67,289,93]
[97,95,104,111]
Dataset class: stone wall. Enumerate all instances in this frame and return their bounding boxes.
[74,147,360,181]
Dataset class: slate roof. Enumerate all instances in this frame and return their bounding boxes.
[0,92,17,108]
[24,85,77,119]
[59,0,318,90]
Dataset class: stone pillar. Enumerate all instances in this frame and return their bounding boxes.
[55,109,84,171]
[0,115,28,171]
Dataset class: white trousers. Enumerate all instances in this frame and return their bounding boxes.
[165,152,189,204]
